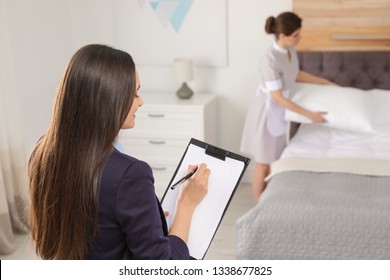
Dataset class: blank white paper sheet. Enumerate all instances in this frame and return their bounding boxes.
[161,139,249,259]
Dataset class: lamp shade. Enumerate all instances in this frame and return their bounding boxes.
[173,58,193,82]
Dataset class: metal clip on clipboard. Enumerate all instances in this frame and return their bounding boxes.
[205,144,229,161]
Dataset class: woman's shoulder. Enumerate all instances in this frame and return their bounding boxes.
[260,48,282,73]
[103,149,153,181]
[100,149,154,202]
[260,45,278,66]
[110,148,151,170]
[265,45,286,61]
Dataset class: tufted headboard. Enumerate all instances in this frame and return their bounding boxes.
[298,51,390,90]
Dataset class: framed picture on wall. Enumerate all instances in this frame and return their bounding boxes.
[113,0,228,67]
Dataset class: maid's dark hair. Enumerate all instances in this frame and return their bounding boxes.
[265,12,302,38]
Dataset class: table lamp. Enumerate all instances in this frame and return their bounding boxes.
[173,58,194,99]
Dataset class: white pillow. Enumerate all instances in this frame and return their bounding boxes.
[370,88,390,128]
[285,83,376,132]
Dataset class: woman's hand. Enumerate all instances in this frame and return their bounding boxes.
[177,163,210,211]
[271,90,328,124]
[308,111,328,123]
[168,163,210,243]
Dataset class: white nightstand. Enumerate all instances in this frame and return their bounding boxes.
[118,92,218,199]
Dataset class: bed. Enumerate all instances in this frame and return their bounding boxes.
[236,51,390,260]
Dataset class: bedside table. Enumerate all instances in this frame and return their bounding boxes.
[118,92,217,198]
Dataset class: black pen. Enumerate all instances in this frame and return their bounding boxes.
[170,166,198,190]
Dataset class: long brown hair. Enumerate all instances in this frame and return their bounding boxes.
[28,44,136,259]
[265,12,302,38]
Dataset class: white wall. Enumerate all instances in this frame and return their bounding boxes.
[2,0,73,154]
[3,0,292,181]
[134,0,292,153]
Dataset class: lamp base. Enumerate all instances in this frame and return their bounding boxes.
[176,82,194,99]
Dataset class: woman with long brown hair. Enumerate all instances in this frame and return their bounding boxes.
[28,44,210,259]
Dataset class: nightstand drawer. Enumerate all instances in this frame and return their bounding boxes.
[131,110,203,137]
[118,137,189,160]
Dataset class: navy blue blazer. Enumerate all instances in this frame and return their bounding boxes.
[85,149,190,259]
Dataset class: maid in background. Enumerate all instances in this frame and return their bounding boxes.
[240,12,335,203]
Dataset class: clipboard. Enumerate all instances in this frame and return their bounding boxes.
[161,138,251,259]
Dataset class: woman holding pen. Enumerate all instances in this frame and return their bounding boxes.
[28,44,210,260]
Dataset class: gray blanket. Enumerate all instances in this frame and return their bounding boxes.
[236,171,390,259]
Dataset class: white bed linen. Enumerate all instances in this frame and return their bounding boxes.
[282,124,390,160]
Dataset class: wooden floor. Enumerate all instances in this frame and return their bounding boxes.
[205,183,255,259]
[0,183,254,260]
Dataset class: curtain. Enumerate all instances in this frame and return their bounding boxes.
[0,0,29,255]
